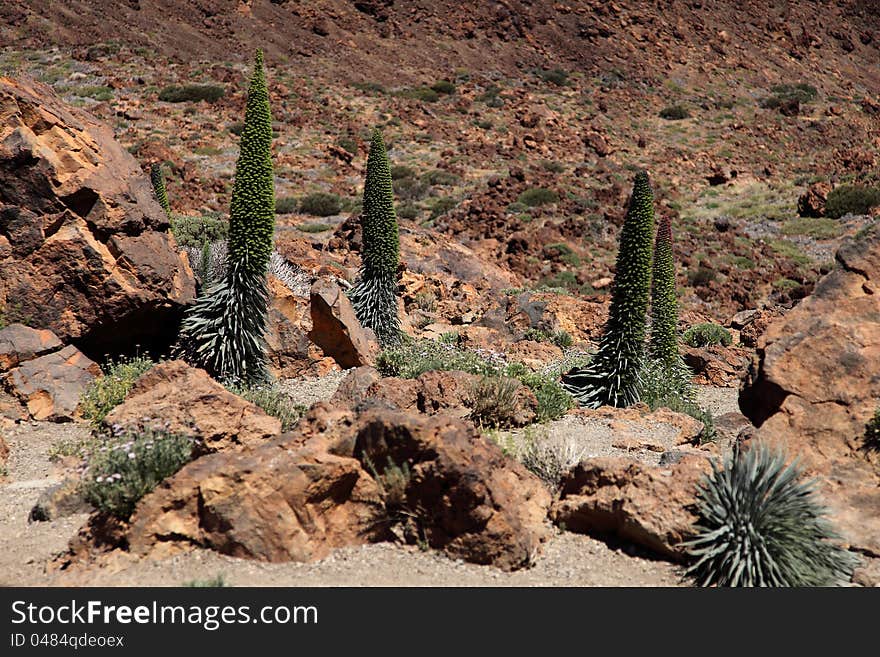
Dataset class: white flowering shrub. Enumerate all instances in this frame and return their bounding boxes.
[83,425,195,518]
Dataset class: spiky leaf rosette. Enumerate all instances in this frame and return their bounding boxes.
[150,164,171,217]
[562,171,655,408]
[685,443,858,587]
[350,128,401,346]
[176,262,270,385]
[176,50,274,383]
[227,48,275,277]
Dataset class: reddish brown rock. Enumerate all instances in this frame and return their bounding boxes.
[0,323,61,371]
[116,403,550,571]
[741,228,880,556]
[550,455,713,560]
[104,360,281,452]
[4,344,100,421]
[265,276,314,377]
[308,279,378,369]
[682,344,750,386]
[797,181,833,217]
[353,408,552,570]
[127,437,389,562]
[0,77,195,354]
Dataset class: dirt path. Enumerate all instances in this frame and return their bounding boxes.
[0,384,739,587]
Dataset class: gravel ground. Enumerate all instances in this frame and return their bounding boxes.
[0,383,739,587]
[278,369,349,408]
[695,386,740,417]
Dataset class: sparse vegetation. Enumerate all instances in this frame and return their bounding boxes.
[150,164,171,217]
[824,184,880,219]
[299,192,342,217]
[170,214,229,248]
[683,323,732,348]
[83,426,194,519]
[536,68,569,86]
[275,196,298,214]
[517,188,558,207]
[228,383,304,431]
[80,356,155,427]
[468,376,523,429]
[430,80,456,95]
[659,105,690,120]
[296,222,334,233]
[158,84,225,103]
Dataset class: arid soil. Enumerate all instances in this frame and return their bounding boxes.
[0,380,739,587]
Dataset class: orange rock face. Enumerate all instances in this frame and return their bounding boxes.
[0,77,195,354]
[741,228,880,557]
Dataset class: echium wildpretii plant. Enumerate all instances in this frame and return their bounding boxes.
[349,128,401,346]
[176,49,275,384]
[150,163,171,218]
[562,171,655,408]
[684,443,858,587]
[640,215,695,402]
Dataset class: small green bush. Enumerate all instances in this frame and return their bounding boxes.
[541,160,566,174]
[683,323,732,348]
[429,196,458,219]
[297,222,334,233]
[659,105,690,120]
[299,192,342,217]
[390,165,416,180]
[825,184,880,219]
[430,80,456,95]
[393,176,430,202]
[687,265,716,287]
[397,204,419,220]
[158,84,225,103]
[80,357,155,427]
[275,196,298,214]
[421,169,460,186]
[83,426,194,518]
[537,68,569,86]
[170,214,229,248]
[184,575,228,587]
[518,188,558,207]
[71,85,114,102]
[399,87,439,103]
[229,383,304,431]
[468,376,523,429]
[377,338,499,379]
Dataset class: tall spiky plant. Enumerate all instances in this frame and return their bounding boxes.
[562,171,655,408]
[642,215,695,401]
[685,443,858,587]
[176,49,275,384]
[349,128,401,346]
[150,163,171,218]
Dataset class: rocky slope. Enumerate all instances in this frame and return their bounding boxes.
[2,1,878,320]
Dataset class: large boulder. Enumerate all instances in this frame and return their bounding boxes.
[740,226,880,556]
[117,403,551,570]
[0,324,99,422]
[308,279,378,369]
[0,77,195,356]
[103,360,281,453]
[353,407,552,570]
[550,455,713,561]
[127,437,390,562]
